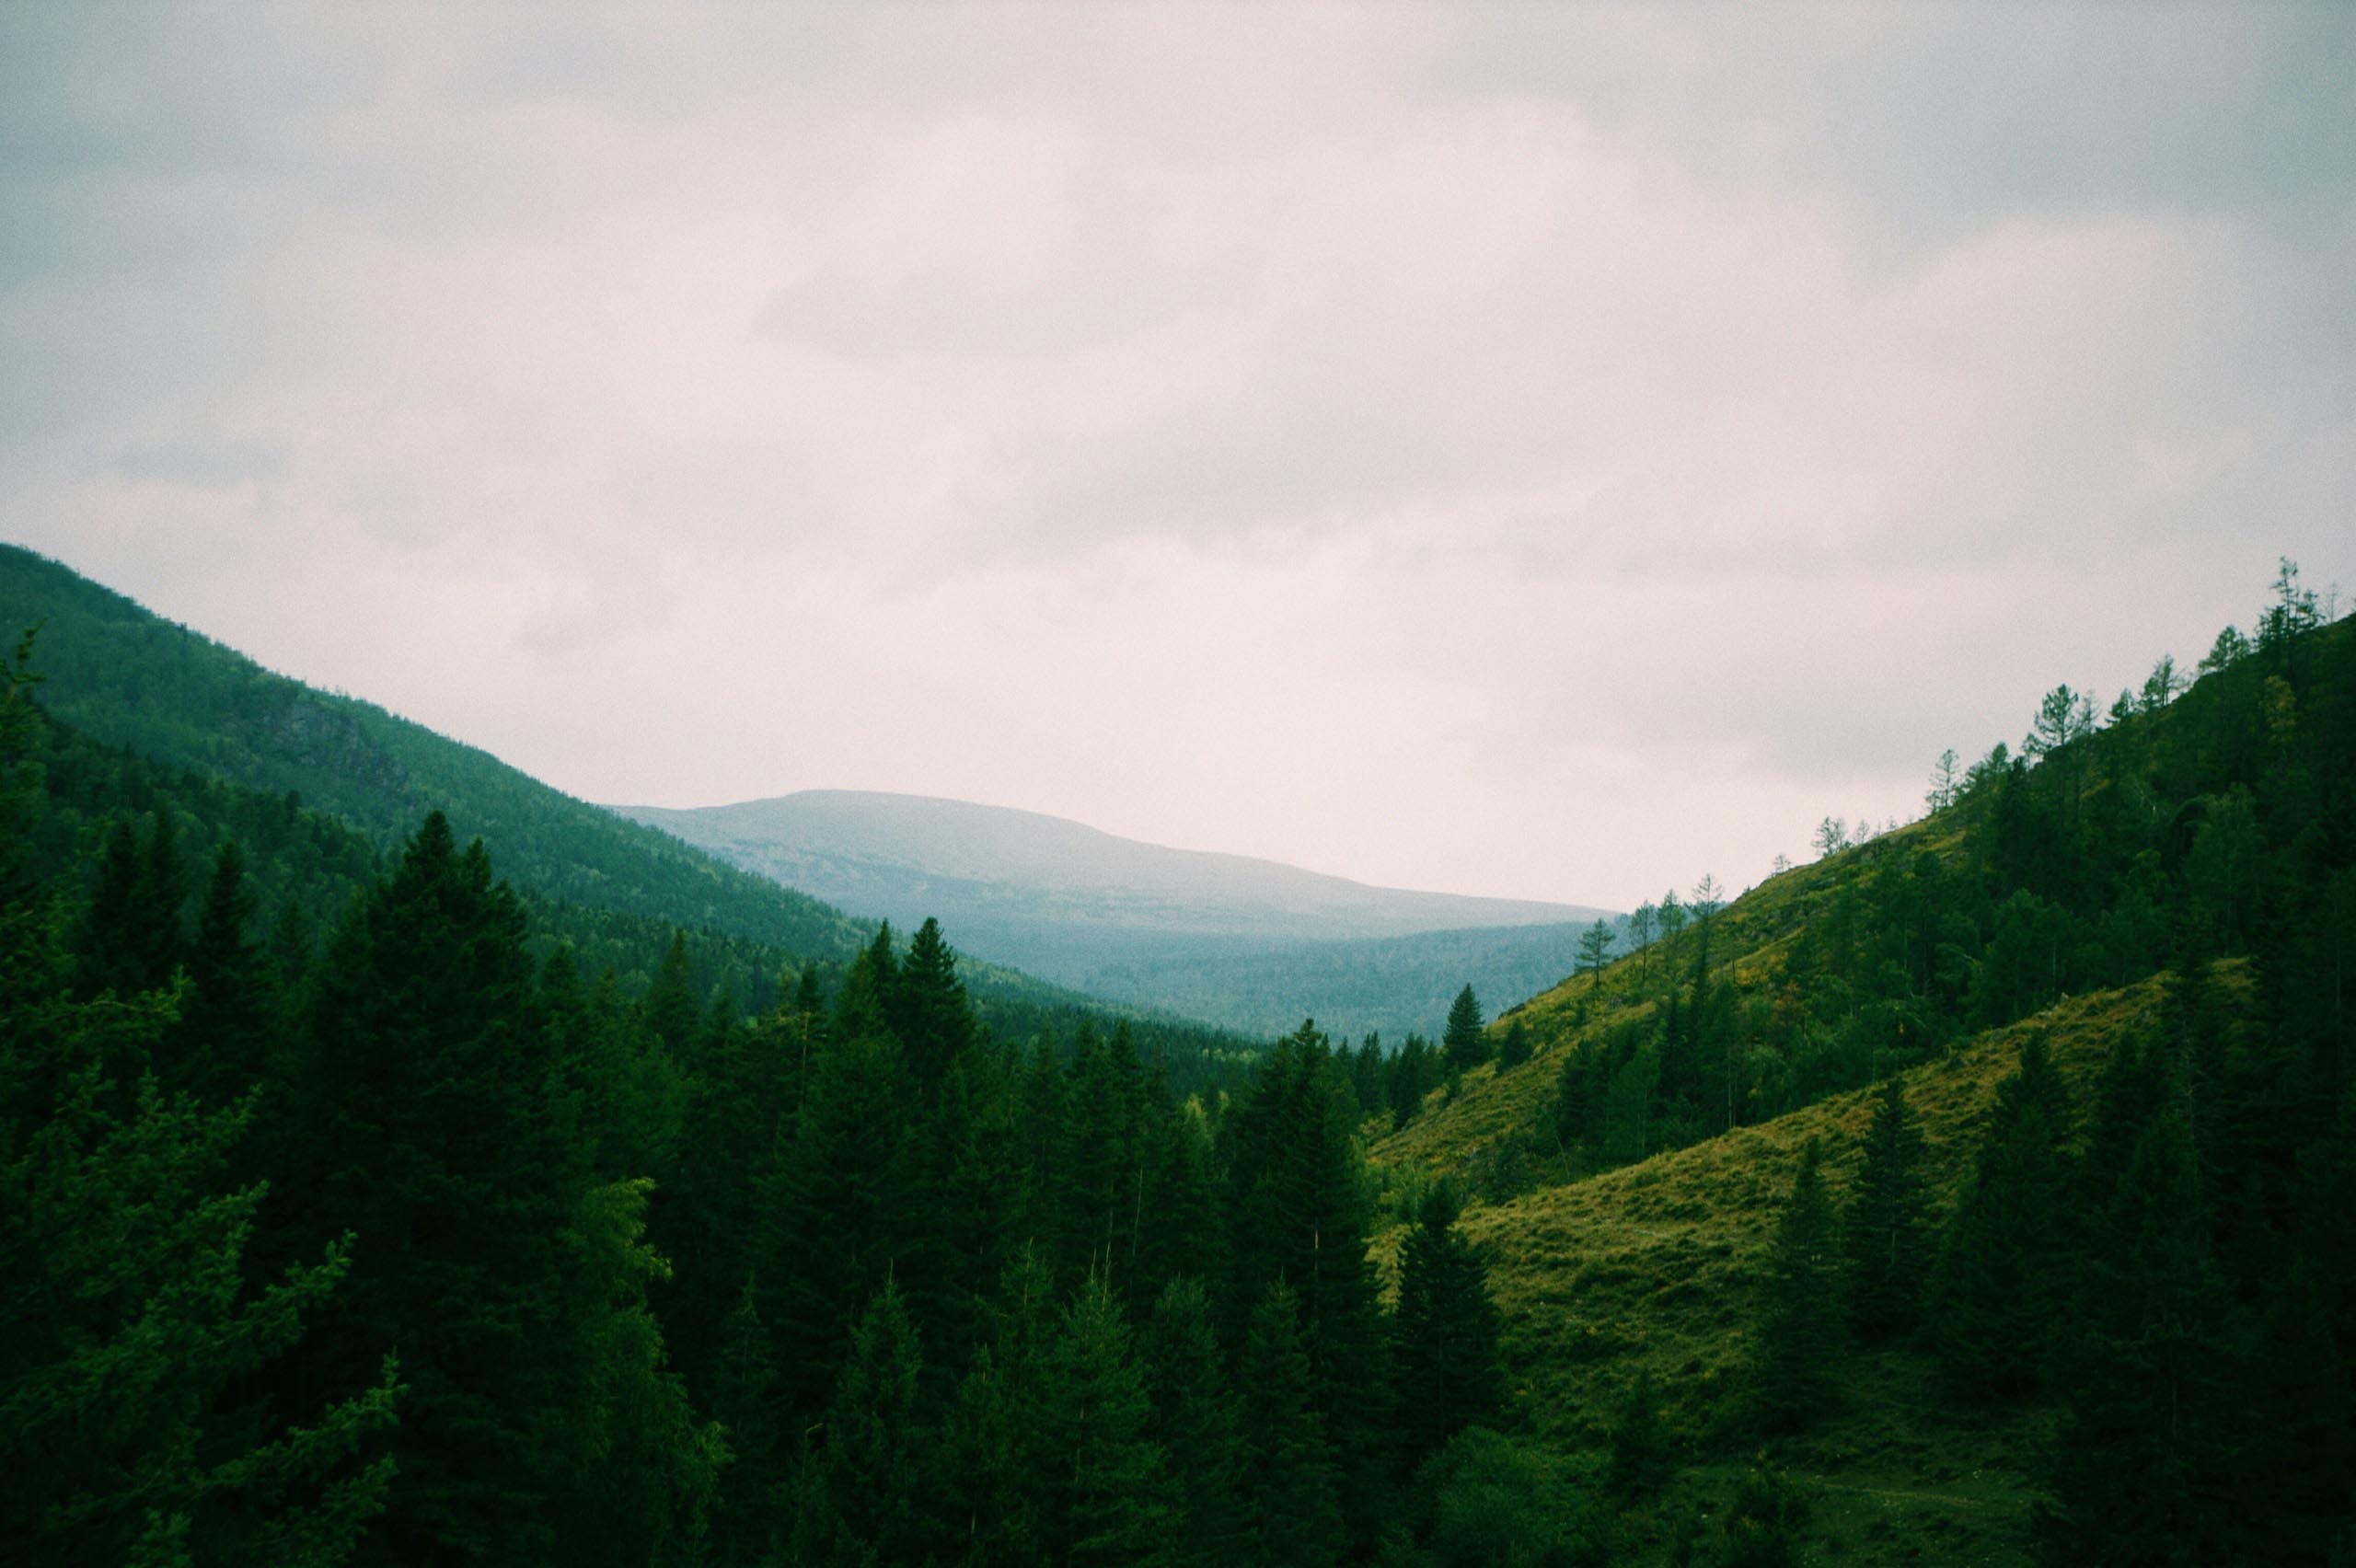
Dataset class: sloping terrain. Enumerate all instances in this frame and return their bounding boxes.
[618,790,1616,1037]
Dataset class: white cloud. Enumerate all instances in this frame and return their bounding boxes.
[4,4,2351,910]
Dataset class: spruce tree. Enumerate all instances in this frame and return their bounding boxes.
[1842,1076,1932,1340]
[1040,1275,1172,1567]
[1931,1034,2075,1399]
[1221,1024,1390,1542]
[0,636,399,1565]
[176,838,272,1105]
[1141,1278,1246,1566]
[758,1023,923,1418]
[893,915,973,1085]
[1752,1137,1843,1429]
[2038,1115,2235,1566]
[1238,1282,1345,1568]
[1443,986,1488,1068]
[276,813,580,1562]
[814,1281,937,1567]
[1392,1183,1507,1464]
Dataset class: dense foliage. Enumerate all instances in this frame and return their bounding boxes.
[2,627,1526,1562]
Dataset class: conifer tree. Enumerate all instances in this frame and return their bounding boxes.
[1842,1076,1932,1340]
[893,915,974,1084]
[1221,1023,1390,1541]
[945,1244,1060,1562]
[1752,1137,1842,1429]
[0,635,400,1565]
[814,1280,937,1567]
[758,1022,923,1417]
[1392,1183,1507,1464]
[552,1178,726,1568]
[1496,1016,1532,1071]
[275,813,581,1562]
[1931,1034,2075,1399]
[706,1277,782,1567]
[1141,1278,1246,1565]
[1040,1275,1172,1567]
[1239,1282,1345,1568]
[1443,986,1488,1068]
[2038,1115,2235,1566]
[176,838,272,1104]
[641,928,702,1059]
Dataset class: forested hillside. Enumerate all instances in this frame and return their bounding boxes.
[6,557,2350,1567]
[4,627,1496,1564]
[1362,563,2356,1562]
[0,544,1248,1056]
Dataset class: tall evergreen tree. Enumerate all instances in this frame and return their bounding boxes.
[1039,1275,1172,1567]
[1238,1282,1345,1568]
[1141,1278,1246,1566]
[892,916,973,1085]
[1932,1033,2075,1399]
[1752,1137,1842,1429]
[1443,986,1488,1068]
[811,1281,936,1567]
[276,813,581,1562]
[1392,1183,1507,1464]
[2038,1115,2235,1566]
[1842,1076,1932,1340]
[758,1023,923,1418]
[176,838,272,1105]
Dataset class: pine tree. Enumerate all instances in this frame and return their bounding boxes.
[1040,1275,1172,1567]
[893,916,974,1085]
[1842,1077,1932,1340]
[2038,1115,2235,1565]
[1752,1137,1842,1429]
[1443,986,1488,1068]
[758,1023,923,1418]
[176,838,272,1105]
[1392,1183,1507,1464]
[275,813,580,1562]
[551,1178,726,1568]
[1496,1016,1532,1071]
[1931,1034,2075,1399]
[0,634,400,1565]
[1238,1282,1345,1568]
[641,928,702,1059]
[1141,1278,1246,1566]
[1220,1023,1389,1543]
[814,1281,937,1566]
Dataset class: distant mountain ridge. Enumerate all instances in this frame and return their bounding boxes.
[614,790,1617,1039]
[617,790,1608,940]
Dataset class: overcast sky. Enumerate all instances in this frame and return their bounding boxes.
[5,5,2351,909]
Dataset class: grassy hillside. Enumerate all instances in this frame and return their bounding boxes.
[1366,578,2353,1562]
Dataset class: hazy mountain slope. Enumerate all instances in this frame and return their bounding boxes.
[618,790,1608,938]
[0,544,873,960]
[0,545,1267,1065]
[617,789,1617,1038]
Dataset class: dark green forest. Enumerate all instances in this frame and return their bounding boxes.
[5,555,2353,1565]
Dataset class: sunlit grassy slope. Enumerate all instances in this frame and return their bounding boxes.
[1369,832,2205,1563]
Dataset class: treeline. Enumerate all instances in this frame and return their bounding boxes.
[1500,563,2354,1197]
[1,631,1546,1565]
[1750,961,2356,1562]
